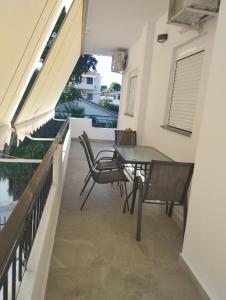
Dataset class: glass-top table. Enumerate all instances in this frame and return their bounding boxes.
[114,145,171,165]
[114,145,172,209]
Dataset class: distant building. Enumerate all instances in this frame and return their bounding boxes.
[100,91,121,106]
[76,71,101,104]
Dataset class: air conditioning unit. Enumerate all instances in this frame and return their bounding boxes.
[111,51,127,73]
[168,0,221,30]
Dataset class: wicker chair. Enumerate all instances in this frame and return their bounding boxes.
[131,161,194,241]
[79,137,129,211]
[80,131,121,195]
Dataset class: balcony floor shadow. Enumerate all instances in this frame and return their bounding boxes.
[45,140,203,300]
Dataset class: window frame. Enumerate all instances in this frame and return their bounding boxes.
[124,69,138,117]
[86,77,94,85]
[163,49,205,136]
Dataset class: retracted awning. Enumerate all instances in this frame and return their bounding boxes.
[15,0,84,142]
[0,0,65,149]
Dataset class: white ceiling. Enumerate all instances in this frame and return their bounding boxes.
[84,0,169,55]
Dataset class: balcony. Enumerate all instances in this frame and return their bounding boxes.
[0,0,225,298]
[77,82,96,91]
[45,138,202,300]
[0,118,205,300]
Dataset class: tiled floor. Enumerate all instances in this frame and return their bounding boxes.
[45,140,203,300]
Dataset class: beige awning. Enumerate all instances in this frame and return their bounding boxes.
[0,0,65,149]
[15,0,84,141]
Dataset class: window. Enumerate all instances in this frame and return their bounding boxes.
[87,93,93,100]
[125,70,138,117]
[87,77,93,84]
[167,50,204,133]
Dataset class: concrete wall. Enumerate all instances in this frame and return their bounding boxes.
[118,23,155,143]
[119,13,217,162]
[142,15,217,162]
[70,117,114,141]
[182,2,226,299]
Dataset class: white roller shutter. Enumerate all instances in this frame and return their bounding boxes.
[168,50,204,132]
[126,73,137,117]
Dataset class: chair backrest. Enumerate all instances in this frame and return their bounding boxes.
[82,131,95,164]
[114,130,137,146]
[144,161,194,204]
[79,136,97,179]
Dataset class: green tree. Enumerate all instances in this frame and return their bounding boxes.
[109,82,121,92]
[69,54,97,84]
[58,82,83,104]
[57,55,97,105]
[41,7,66,62]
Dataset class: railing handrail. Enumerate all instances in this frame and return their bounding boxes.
[0,119,69,285]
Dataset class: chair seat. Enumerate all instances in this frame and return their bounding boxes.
[96,169,129,184]
[96,159,120,171]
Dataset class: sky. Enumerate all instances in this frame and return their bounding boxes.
[95,55,122,88]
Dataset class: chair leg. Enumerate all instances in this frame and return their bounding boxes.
[123,182,129,213]
[136,195,143,241]
[119,182,123,198]
[168,202,174,217]
[165,201,168,215]
[183,199,188,235]
[80,173,91,196]
[80,182,95,210]
[84,170,90,182]
[130,179,138,214]
[121,182,124,196]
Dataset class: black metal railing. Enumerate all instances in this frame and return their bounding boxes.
[0,120,69,300]
[55,112,118,128]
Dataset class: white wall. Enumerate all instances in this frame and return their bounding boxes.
[70,117,114,141]
[142,15,217,162]
[118,23,155,140]
[182,2,226,299]
[119,14,217,162]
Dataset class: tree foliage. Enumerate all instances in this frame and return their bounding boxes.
[109,82,121,92]
[41,7,66,62]
[0,162,37,201]
[99,100,119,114]
[69,55,98,84]
[58,82,83,104]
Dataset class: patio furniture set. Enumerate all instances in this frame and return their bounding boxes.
[79,130,194,241]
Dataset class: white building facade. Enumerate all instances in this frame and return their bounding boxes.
[76,71,101,104]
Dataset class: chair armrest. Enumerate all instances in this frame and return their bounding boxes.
[95,150,115,160]
[96,156,114,162]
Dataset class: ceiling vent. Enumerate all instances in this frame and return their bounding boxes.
[168,0,221,30]
[111,50,128,73]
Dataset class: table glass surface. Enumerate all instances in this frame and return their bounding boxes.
[114,145,171,164]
